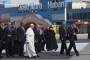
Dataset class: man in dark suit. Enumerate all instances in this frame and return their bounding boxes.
[17,22,25,56]
[67,23,79,56]
[59,23,68,55]
[4,22,14,57]
[33,25,41,57]
[11,22,19,55]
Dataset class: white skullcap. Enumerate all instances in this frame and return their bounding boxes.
[30,23,34,26]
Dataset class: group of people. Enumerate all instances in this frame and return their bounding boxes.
[0,21,58,58]
[0,21,80,59]
[59,23,80,56]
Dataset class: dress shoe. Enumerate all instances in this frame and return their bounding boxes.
[60,52,63,54]
[39,51,42,53]
[32,56,37,58]
[37,55,40,57]
[42,50,45,51]
[47,50,50,51]
[11,55,15,57]
[6,55,10,57]
[66,54,72,56]
[25,56,30,58]
[76,54,80,56]
[0,56,2,59]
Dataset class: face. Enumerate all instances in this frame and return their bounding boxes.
[8,22,11,26]
[1,23,4,26]
[14,22,17,25]
[37,25,40,29]
[31,25,34,29]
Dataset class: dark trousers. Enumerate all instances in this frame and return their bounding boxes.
[19,42,24,56]
[39,39,42,52]
[0,43,6,56]
[14,41,19,55]
[68,36,79,56]
[35,42,39,54]
[60,40,68,55]
[6,42,14,56]
[42,41,46,51]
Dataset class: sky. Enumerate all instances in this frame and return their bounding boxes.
[0,0,39,4]
[0,0,90,4]
[66,0,90,2]
[0,0,90,8]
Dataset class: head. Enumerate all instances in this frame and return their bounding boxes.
[49,26,53,30]
[61,22,65,26]
[20,22,23,26]
[36,24,40,29]
[12,21,17,27]
[39,23,43,28]
[71,23,75,27]
[14,21,17,25]
[8,22,11,27]
[1,22,5,27]
[30,23,34,29]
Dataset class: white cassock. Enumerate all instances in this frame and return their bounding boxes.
[24,27,37,57]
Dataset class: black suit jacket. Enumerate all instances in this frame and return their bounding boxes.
[68,26,77,40]
[59,26,67,40]
[17,26,25,42]
[0,26,6,43]
[33,28,41,42]
[68,26,75,36]
[12,27,18,41]
[4,26,12,42]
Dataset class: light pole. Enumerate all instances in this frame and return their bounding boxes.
[64,1,67,26]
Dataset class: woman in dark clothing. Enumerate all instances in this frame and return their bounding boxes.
[45,26,58,51]
[44,27,50,51]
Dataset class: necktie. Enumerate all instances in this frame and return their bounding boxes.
[8,26,11,31]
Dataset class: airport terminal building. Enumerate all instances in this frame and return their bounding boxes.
[0,0,90,33]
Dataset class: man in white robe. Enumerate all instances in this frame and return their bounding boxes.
[24,24,37,58]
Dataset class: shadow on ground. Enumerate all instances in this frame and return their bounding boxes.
[1,52,75,59]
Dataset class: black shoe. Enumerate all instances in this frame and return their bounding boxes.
[32,56,37,58]
[42,50,45,51]
[25,56,30,58]
[11,55,15,57]
[0,56,2,59]
[39,51,42,53]
[76,54,80,56]
[60,52,63,54]
[47,50,50,51]
[6,55,10,57]
[37,55,40,57]
[66,54,72,56]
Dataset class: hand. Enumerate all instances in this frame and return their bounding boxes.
[61,38,63,41]
[42,40,43,42]
[27,42,29,44]
[34,40,37,43]
[74,33,76,35]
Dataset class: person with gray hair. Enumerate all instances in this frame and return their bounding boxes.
[24,23,37,58]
